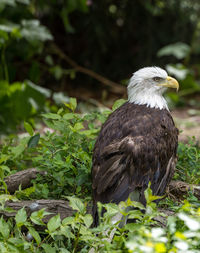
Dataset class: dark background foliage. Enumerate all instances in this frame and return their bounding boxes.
[1,0,200,132]
[1,1,200,84]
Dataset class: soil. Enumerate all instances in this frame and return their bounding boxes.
[172,108,200,143]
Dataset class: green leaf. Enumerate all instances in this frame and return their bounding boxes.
[123,198,145,210]
[69,97,77,111]
[82,214,93,228]
[64,97,77,111]
[7,238,25,246]
[104,203,119,216]
[0,154,10,164]
[47,214,61,233]
[30,208,51,225]
[25,80,51,100]
[24,121,34,136]
[144,183,152,203]
[28,227,41,245]
[68,196,85,214]
[57,108,64,114]
[166,64,189,80]
[42,113,61,120]
[63,113,75,120]
[128,210,143,220]
[42,244,56,253]
[28,133,40,148]
[15,208,27,227]
[0,217,10,238]
[157,42,190,59]
[144,183,163,204]
[50,65,63,80]
[0,194,18,203]
[80,128,99,137]
[0,165,10,175]
[11,137,29,158]
[62,216,75,226]
[112,99,126,111]
[53,92,69,104]
[73,122,84,131]
[21,19,53,42]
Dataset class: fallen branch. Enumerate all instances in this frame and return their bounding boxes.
[167,180,200,200]
[3,169,200,226]
[5,169,200,201]
[51,43,126,94]
[5,168,47,194]
[2,199,171,226]
[3,199,80,223]
[2,199,176,230]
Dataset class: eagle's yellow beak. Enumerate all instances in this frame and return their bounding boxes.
[158,76,179,91]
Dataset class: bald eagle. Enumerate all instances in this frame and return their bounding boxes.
[92,67,179,226]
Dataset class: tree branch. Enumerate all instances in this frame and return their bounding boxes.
[4,168,46,194]
[50,43,126,94]
[167,180,200,200]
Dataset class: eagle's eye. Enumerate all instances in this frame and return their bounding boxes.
[153,76,163,82]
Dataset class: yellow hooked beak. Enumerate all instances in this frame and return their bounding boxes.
[158,76,179,91]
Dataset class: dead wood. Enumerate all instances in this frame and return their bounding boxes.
[168,180,200,200]
[3,168,200,227]
[4,168,47,194]
[5,168,200,202]
[1,199,174,228]
[1,199,92,224]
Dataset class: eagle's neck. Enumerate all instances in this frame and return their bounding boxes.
[128,86,169,111]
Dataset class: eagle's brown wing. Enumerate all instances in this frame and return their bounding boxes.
[92,102,178,225]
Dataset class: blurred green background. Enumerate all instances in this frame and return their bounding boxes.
[1,0,200,133]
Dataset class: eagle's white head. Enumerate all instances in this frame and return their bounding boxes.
[127,67,179,110]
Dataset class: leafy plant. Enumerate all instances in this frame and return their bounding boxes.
[157,42,191,60]
[175,138,200,184]
[0,98,200,252]
[0,98,110,199]
[0,184,200,252]
[0,80,51,133]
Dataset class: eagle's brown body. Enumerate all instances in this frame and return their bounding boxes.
[92,102,178,226]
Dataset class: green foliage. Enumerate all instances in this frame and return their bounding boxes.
[112,98,126,111]
[0,98,199,251]
[0,98,110,199]
[0,98,199,199]
[0,80,51,133]
[1,0,200,133]
[0,186,200,252]
[175,138,200,185]
[157,42,191,60]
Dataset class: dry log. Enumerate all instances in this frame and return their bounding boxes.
[3,168,200,226]
[3,199,80,223]
[5,167,200,201]
[2,199,170,226]
[167,180,200,200]
[1,199,92,225]
[4,168,47,194]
